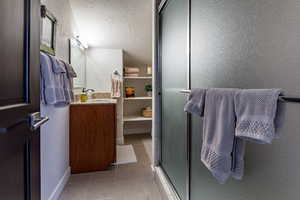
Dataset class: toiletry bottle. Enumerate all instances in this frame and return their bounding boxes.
[80,88,88,102]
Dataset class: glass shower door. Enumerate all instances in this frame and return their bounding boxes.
[160,0,188,199]
[190,0,300,200]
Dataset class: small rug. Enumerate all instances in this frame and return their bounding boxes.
[142,138,152,161]
[113,145,137,165]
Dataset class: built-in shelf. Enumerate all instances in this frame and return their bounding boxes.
[124,97,152,100]
[123,66,153,134]
[124,76,152,79]
[123,115,152,122]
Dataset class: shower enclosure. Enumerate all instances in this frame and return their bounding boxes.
[156,0,300,199]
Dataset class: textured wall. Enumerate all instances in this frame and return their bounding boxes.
[40,0,78,199]
[69,0,152,67]
[86,48,123,92]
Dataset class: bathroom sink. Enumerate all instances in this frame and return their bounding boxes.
[87,99,111,103]
[72,98,117,105]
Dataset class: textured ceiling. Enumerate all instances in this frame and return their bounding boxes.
[69,0,153,66]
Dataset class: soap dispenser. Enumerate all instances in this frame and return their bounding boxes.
[80,88,88,102]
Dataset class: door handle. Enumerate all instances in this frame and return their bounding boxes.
[0,119,28,134]
[0,112,49,134]
[29,112,49,131]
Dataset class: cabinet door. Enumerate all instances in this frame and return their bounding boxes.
[70,105,116,173]
[160,0,188,199]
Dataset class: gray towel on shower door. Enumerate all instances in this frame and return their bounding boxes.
[230,137,246,180]
[201,88,245,184]
[184,88,207,116]
[235,89,285,144]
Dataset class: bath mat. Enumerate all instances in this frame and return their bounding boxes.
[113,145,137,165]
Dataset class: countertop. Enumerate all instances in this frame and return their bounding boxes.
[71,99,117,105]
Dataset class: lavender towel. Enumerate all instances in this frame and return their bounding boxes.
[63,61,77,79]
[49,54,66,74]
[40,52,67,106]
[230,137,246,180]
[184,89,207,116]
[185,88,285,184]
[201,88,242,184]
[185,88,246,183]
[235,89,285,144]
[60,61,77,102]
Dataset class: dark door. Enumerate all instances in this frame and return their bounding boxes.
[0,0,43,199]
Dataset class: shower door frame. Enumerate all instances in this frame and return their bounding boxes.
[154,0,192,199]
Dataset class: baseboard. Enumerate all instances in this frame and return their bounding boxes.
[154,166,181,200]
[48,167,71,200]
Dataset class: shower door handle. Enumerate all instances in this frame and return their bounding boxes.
[179,89,191,94]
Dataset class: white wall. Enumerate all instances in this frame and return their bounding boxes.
[86,48,123,92]
[40,0,78,199]
[69,0,152,67]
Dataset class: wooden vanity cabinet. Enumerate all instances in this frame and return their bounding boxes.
[70,104,116,174]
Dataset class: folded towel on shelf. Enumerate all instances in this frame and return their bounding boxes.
[40,52,67,106]
[124,73,139,77]
[124,67,140,73]
[184,88,207,117]
[201,88,244,184]
[235,89,286,144]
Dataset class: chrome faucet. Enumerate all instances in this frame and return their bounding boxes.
[82,88,95,93]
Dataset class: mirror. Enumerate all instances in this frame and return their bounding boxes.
[69,38,87,88]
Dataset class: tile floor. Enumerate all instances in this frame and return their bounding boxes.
[59,134,163,200]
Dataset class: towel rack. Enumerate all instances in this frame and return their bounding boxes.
[40,50,70,65]
[179,89,300,103]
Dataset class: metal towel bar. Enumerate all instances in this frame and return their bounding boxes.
[179,89,300,103]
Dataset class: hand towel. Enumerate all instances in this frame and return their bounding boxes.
[111,74,122,98]
[201,88,240,184]
[60,61,77,102]
[235,89,286,144]
[49,54,66,74]
[63,60,77,79]
[124,73,139,77]
[230,137,246,180]
[40,52,67,106]
[184,88,207,117]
